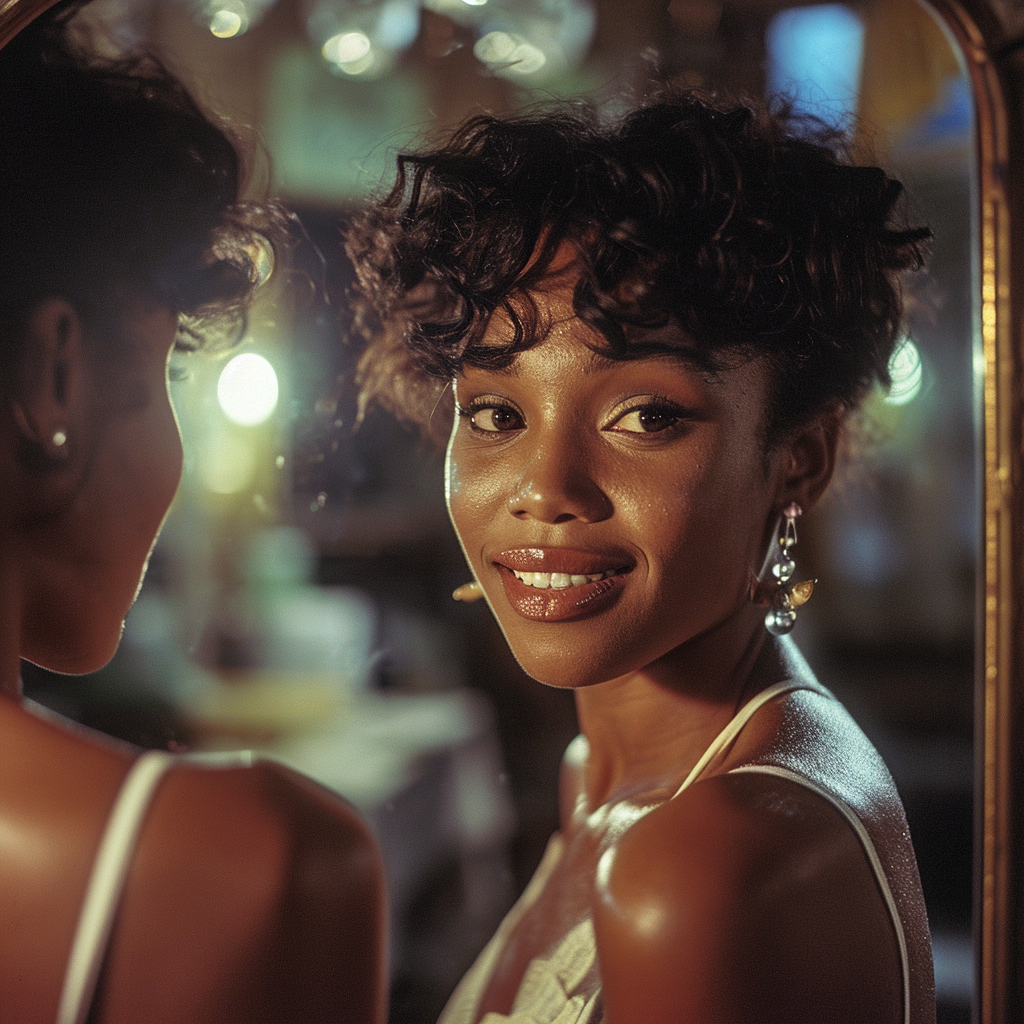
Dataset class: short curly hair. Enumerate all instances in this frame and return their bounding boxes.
[0,0,285,377]
[347,92,929,445]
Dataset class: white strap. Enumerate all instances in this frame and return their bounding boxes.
[57,750,176,1024]
[673,679,822,797]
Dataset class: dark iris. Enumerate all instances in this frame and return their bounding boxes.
[491,406,520,430]
[637,406,677,432]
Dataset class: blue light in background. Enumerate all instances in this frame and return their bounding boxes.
[766,4,865,131]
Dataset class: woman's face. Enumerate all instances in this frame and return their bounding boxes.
[445,283,793,689]
[20,302,184,674]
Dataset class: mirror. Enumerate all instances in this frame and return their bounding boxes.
[2,0,1018,1020]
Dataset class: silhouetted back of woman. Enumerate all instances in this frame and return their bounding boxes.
[0,5,385,1021]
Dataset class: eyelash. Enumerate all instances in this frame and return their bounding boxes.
[458,398,524,435]
[457,395,689,438]
[605,397,688,435]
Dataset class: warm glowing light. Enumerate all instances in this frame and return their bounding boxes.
[323,30,372,64]
[885,336,923,405]
[217,353,279,426]
[209,8,244,36]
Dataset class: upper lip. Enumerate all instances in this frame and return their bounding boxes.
[492,547,635,576]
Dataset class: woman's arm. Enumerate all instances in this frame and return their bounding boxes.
[99,758,387,1024]
[593,771,902,1024]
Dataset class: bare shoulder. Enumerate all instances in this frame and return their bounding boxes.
[593,770,904,1024]
[104,756,386,1024]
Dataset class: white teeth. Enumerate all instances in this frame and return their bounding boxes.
[511,568,619,589]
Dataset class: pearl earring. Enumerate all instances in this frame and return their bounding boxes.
[764,502,815,636]
[49,427,70,457]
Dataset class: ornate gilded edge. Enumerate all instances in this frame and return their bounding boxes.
[0,0,62,49]
[925,1,1015,1021]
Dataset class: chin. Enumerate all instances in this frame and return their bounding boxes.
[500,628,632,689]
[24,622,124,677]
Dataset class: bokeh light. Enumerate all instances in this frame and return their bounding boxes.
[209,7,244,36]
[323,30,372,64]
[217,353,280,426]
[886,336,924,405]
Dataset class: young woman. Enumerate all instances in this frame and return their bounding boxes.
[349,96,935,1023]
[0,6,385,1022]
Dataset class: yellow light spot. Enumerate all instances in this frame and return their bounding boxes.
[323,31,372,65]
[209,8,244,36]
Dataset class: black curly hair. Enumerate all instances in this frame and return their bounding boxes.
[0,0,284,379]
[348,92,929,445]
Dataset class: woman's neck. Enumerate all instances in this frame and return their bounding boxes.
[572,603,789,810]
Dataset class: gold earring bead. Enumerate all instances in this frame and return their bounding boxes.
[452,581,484,602]
[790,579,816,608]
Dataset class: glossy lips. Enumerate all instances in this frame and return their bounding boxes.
[492,548,633,622]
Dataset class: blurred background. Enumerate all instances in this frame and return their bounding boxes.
[21,0,976,1020]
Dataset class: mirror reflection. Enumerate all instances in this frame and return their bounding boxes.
[19,1,976,1021]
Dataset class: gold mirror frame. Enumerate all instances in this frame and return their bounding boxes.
[0,0,1019,1018]
[926,2,1023,1020]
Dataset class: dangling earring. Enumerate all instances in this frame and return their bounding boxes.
[50,427,69,455]
[764,502,815,636]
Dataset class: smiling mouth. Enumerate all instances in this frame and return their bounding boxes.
[509,568,621,590]
[492,549,633,621]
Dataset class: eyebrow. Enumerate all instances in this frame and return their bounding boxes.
[481,347,714,379]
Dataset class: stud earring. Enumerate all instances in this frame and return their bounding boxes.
[764,502,815,636]
[452,581,484,603]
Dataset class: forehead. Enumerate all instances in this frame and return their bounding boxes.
[473,280,767,401]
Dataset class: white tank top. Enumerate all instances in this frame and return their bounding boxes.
[57,750,177,1024]
[438,680,921,1024]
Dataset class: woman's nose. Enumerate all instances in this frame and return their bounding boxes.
[507,443,612,524]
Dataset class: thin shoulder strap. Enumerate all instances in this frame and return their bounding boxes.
[673,679,827,798]
[57,749,176,1024]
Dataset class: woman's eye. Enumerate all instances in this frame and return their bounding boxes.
[609,404,681,434]
[468,405,524,432]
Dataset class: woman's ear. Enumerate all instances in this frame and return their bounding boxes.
[773,407,843,513]
[11,298,86,465]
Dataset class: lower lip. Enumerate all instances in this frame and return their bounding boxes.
[495,565,628,622]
